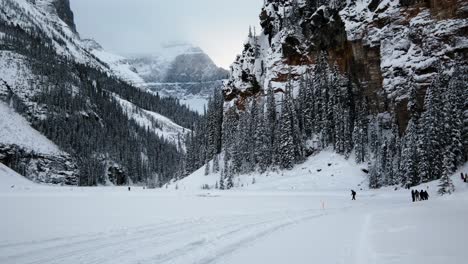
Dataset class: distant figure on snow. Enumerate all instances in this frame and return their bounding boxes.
[411,190,416,202]
[351,190,356,200]
[128,187,131,191]
[414,190,420,201]
[464,173,467,183]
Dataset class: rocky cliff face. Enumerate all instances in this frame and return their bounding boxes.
[0,144,79,185]
[51,0,77,34]
[225,0,467,132]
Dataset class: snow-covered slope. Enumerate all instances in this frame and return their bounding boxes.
[0,0,147,87]
[0,162,36,190]
[0,0,103,69]
[82,39,145,87]
[0,101,61,155]
[114,95,189,149]
[177,151,368,191]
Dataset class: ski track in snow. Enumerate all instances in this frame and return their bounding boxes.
[356,213,373,264]
[0,210,328,264]
[1,164,467,264]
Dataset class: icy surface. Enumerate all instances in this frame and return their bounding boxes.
[0,102,61,155]
[180,96,209,114]
[1,156,466,264]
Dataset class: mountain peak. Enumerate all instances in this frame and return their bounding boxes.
[31,0,77,34]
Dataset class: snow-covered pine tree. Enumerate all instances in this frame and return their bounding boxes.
[287,82,305,162]
[384,116,401,186]
[231,129,243,175]
[255,100,270,172]
[324,64,339,147]
[441,67,465,174]
[419,72,445,182]
[266,84,278,164]
[222,107,238,158]
[312,52,329,141]
[204,160,210,176]
[342,75,354,158]
[302,71,315,138]
[213,154,220,173]
[353,98,369,164]
[250,97,260,165]
[297,76,307,137]
[400,78,421,187]
[238,108,253,173]
[213,88,224,154]
[206,96,216,158]
[219,170,225,190]
[226,174,234,190]
[278,94,296,169]
[438,151,455,195]
[368,163,380,189]
[401,116,420,187]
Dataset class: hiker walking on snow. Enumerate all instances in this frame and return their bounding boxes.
[411,190,416,202]
[351,190,356,200]
[415,190,420,201]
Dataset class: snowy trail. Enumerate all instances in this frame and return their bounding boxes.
[1,179,467,264]
[0,208,328,264]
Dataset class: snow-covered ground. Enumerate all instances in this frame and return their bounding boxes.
[177,151,368,192]
[1,157,467,264]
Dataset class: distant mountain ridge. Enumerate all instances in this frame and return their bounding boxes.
[125,43,229,113]
[0,0,197,186]
[128,43,228,83]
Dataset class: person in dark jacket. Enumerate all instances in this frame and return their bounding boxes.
[351,190,356,200]
[411,190,416,202]
[415,190,420,201]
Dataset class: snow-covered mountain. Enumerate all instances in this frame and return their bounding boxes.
[184,0,467,190]
[128,42,228,83]
[81,39,146,88]
[127,43,229,113]
[0,0,196,185]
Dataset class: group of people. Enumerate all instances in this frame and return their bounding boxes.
[411,189,429,202]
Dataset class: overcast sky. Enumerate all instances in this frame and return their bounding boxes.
[70,0,263,68]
